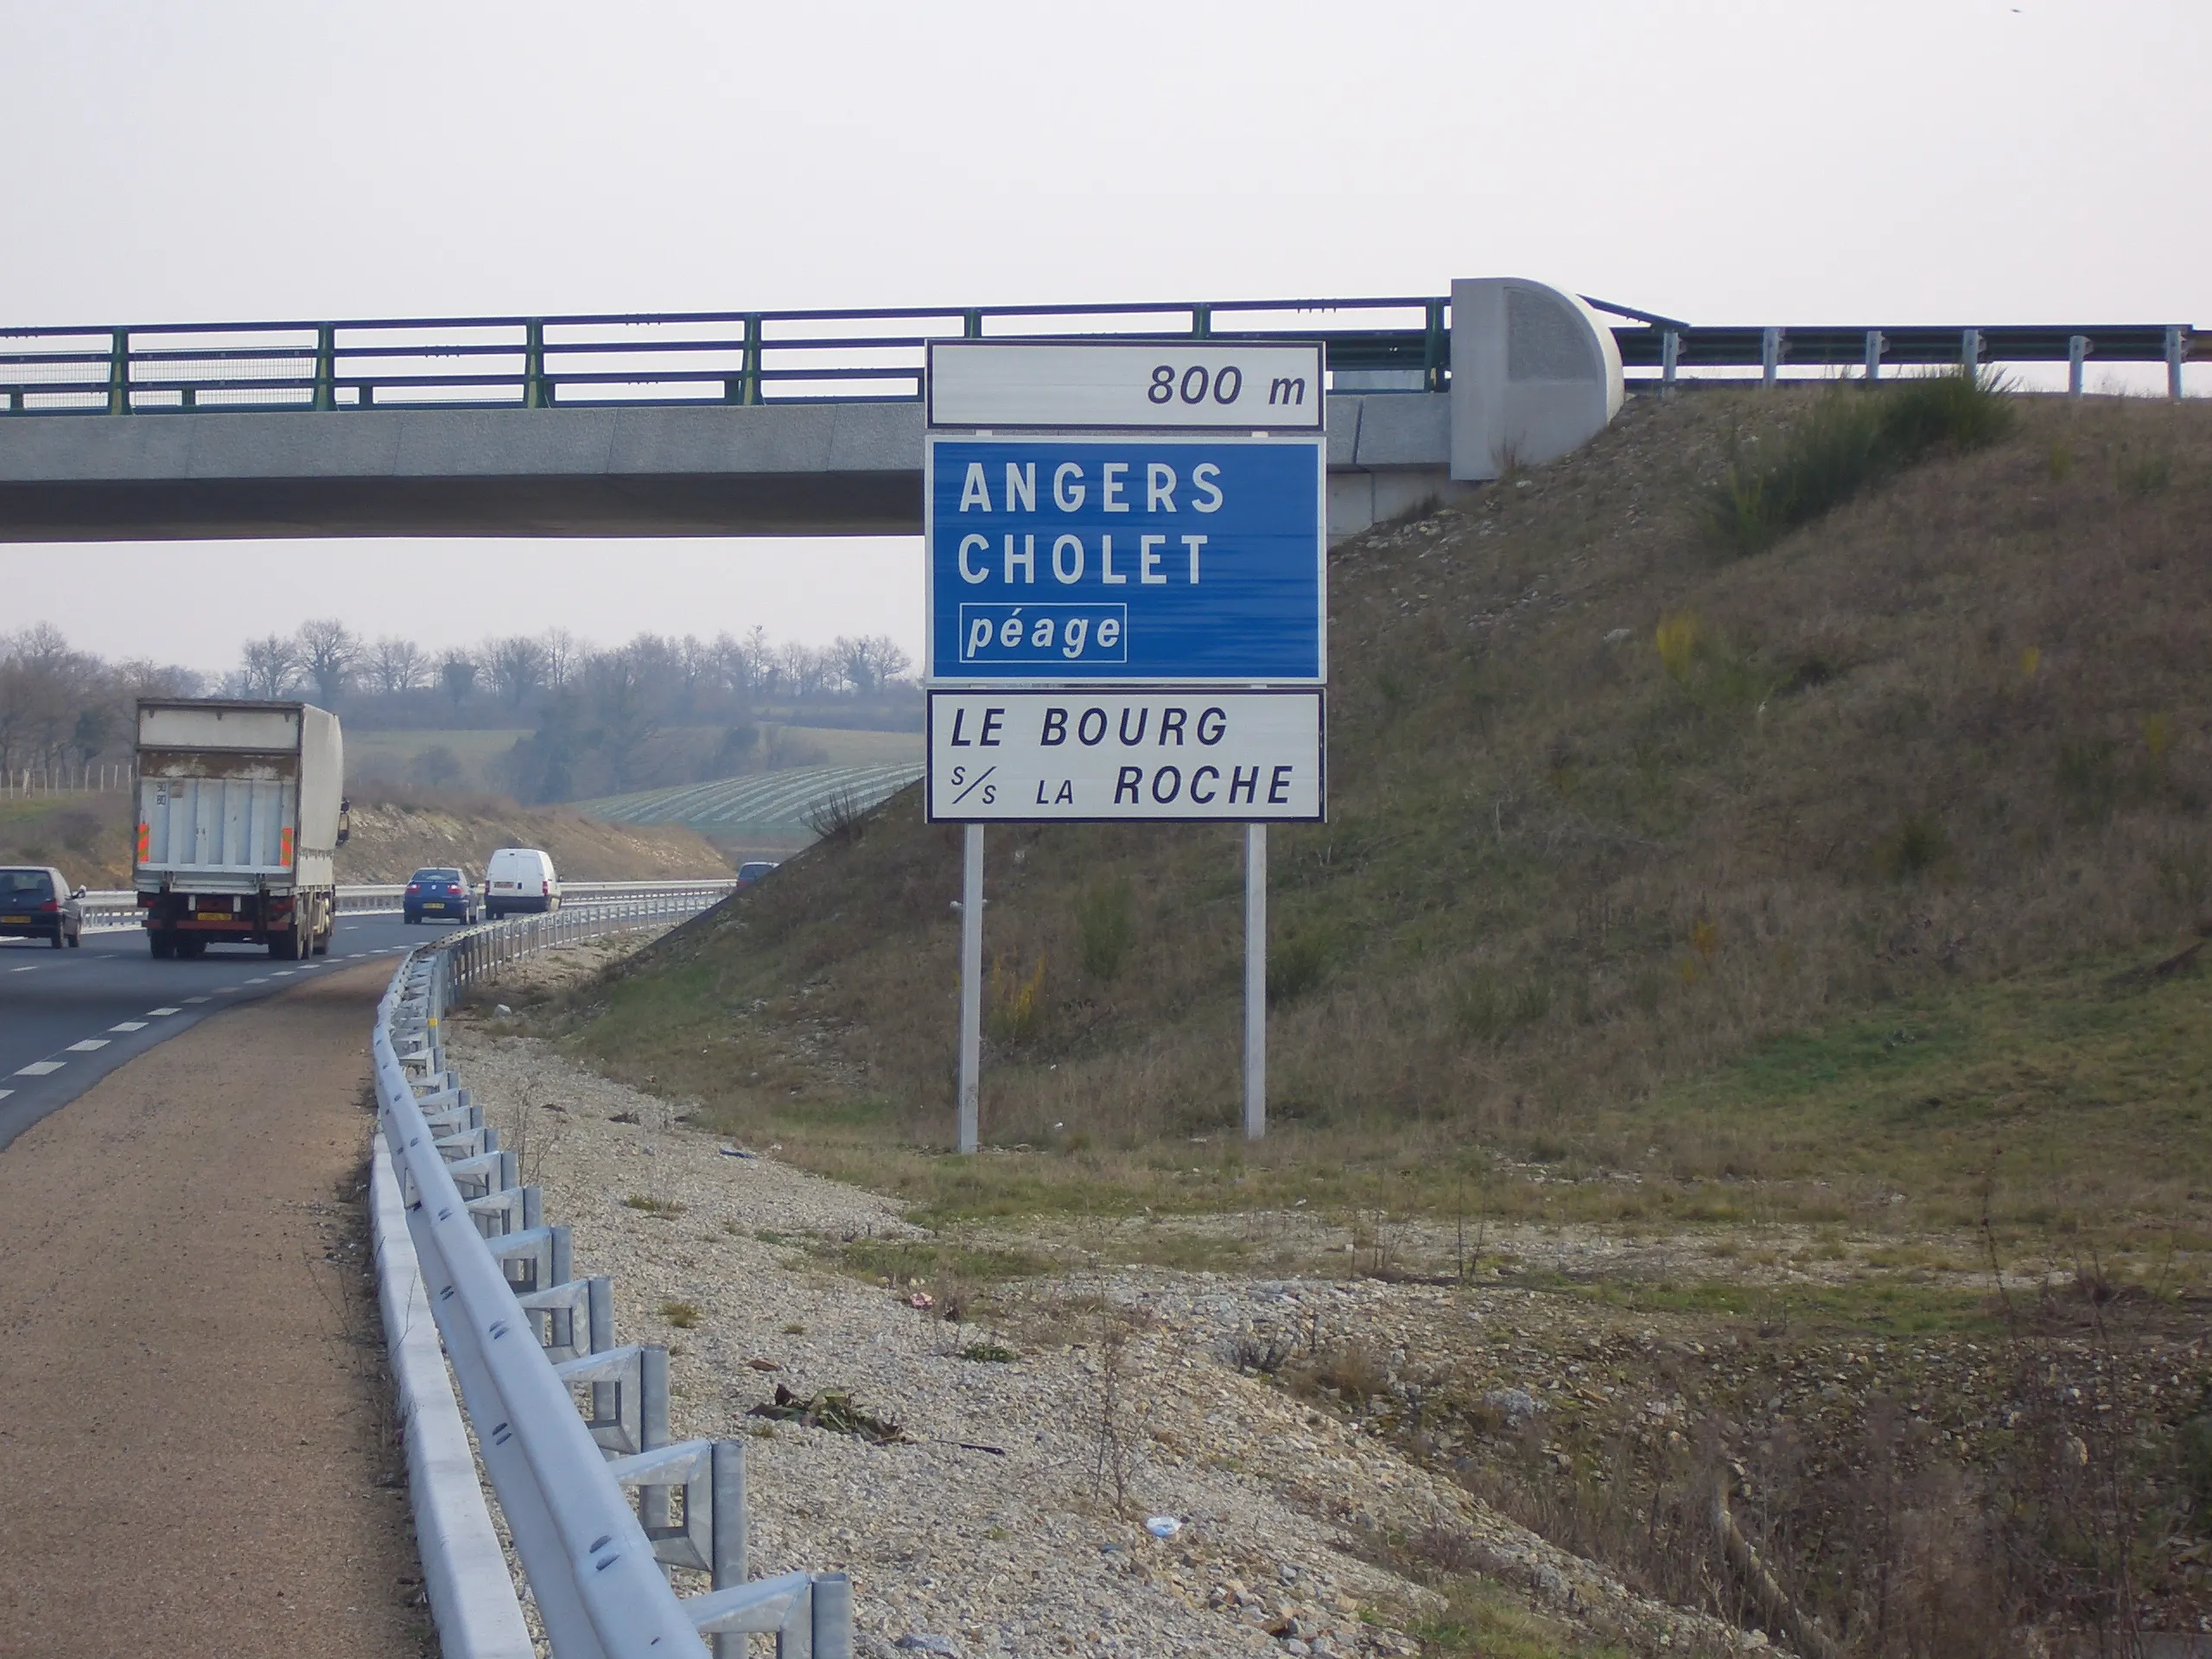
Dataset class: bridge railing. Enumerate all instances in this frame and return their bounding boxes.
[2,296,2198,415]
[372,891,854,1658]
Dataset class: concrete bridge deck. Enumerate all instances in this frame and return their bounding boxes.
[0,391,1451,544]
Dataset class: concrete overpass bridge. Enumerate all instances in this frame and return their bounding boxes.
[0,289,2196,544]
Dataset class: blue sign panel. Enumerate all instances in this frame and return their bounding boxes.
[925,435,1325,683]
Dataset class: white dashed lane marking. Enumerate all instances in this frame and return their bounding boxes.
[147,1007,181,1016]
[65,1039,109,1052]
[186,996,211,1003]
[244,978,268,985]
[110,1021,148,1033]
[9,965,35,974]
[13,1061,63,1077]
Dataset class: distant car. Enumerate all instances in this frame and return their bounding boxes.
[483,847,560,918]
[403,867,477,925]
[734,861,779,889]
[0,865,86,948]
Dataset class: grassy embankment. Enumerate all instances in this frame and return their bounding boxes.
[557,383,2212,1256]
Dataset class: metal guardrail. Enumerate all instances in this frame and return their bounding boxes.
[2,296,2196,414]
[372,896,854,1658]
[78,878,739,931]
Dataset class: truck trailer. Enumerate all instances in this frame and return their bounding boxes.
[133,698,349,960]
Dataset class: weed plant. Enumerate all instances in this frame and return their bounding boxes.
[1706,369,2017,554]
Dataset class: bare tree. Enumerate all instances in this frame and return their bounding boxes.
[484,635,547,708]
[368,635,429,694]
[240,633,301,698]
[296,618,361,705]
[539,627,578,690]
[439,650,477,707]
[833,633,913,695]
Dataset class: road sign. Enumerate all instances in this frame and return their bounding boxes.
[927,339,1324,431]
[925,689,1323,823]
[925,435,1325,684]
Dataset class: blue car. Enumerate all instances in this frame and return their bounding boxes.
[404,867,478,925]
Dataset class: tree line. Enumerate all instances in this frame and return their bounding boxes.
[225,620,913,716]
[0,620,917,803]
[0,625,203,779]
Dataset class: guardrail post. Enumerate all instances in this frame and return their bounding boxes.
[711,1440,749,1657]
[1659,327,1680,391]
[2069,334,2091,397]
[106,328,129,414]
[1961,327,1982,378]
[639,1345,672,1529]
[1192,303,1211,340]
[524,318,550,408]
[1760,327,1782,387]
[1422,296,1447,392]
[313,323,336,410]
[1864,329,1884,384]
[589,1275,617,1425]
[2167,324,2185,400]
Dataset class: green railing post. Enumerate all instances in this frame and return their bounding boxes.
[743,314,763,404]
[107,328,129,415]
[1423,297,1447,391]
[524,319,550,408]
[313,323,336,410]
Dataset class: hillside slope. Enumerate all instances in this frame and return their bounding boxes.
[565,389,2212,1235]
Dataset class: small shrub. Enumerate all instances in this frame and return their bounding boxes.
[2116,451,2174,498]
[1875,813,1950,880]
[804,785,868,842]
[2056,739,2121,822]
[1706,370,2014,553]
[622,1194,686,1218]
[1268,929,1332,1005]
[959,1341,1016,1363]
[1075,876,1135,981]
[987,951,1047,1043]
[1456,966,1553,1046]
[658,1300,704,1329]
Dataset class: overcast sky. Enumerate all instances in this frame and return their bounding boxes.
[3,0,2206,674]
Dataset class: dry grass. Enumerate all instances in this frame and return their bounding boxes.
[559,391,2212,1239]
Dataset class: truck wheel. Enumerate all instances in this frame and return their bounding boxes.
[180,936,207,959]
[269,919,302,960]
[149,932,175,960]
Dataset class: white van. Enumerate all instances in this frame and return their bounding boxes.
[483,847,560,918]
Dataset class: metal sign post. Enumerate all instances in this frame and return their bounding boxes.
[957,823,982,1155]
[925,339,1327,1147]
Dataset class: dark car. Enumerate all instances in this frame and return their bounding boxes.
[403,867,478,925]
[0,865,85,948]
[734,861,779,889]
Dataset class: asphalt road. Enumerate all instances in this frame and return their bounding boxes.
[0,912,442,1152]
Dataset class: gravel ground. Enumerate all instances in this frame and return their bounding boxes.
[449,1027,1780,1658]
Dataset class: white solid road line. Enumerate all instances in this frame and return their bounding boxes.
[13,1061,63,1077]
[110,1021,148,1032]
[66,1039,109,1052]
[147,1007,181,1016]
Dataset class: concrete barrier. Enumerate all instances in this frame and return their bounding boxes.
[1450,278,1624,480]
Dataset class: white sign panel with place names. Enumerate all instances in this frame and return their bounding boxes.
[926,690,1324,823]
[926,339,1325,432]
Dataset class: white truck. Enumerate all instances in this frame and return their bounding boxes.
[133,698,349,960]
